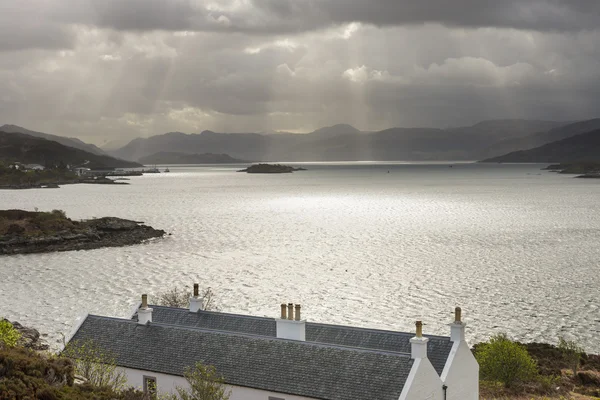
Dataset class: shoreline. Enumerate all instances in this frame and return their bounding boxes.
[0,210,166,255]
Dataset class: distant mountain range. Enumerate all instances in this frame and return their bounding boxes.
[482,128,600,163]
[0,130,141,169]
[4,118,600,166]
[139,152,247,164]
[110,120,570,162]
[0,124,107,156]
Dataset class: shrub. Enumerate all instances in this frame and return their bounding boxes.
[51,209,67,219]
[175,362,231,400]
[154,286,216,311]
[558,337,584,376]
[62,339,127,391]
[0,320,21,348]
[475,333,539,388]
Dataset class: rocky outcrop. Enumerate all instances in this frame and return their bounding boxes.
[1,319,49,351]
[0,214,166,255]
[237,163,307,173]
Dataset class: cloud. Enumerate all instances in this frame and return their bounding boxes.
[0,1,599,144]
[76,0,600,33]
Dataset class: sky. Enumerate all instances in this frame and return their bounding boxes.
[1,1,599,145]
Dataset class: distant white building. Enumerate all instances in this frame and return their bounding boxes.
[68,285,478,400]
[73,167,91,176]
[24,164,45,171]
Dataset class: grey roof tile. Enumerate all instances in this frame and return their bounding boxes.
[72,316,413,400]
[141,305,452,375]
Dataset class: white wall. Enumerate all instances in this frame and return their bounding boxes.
[120,367,316,400]
[440,341,479,400]
[398,358,444,400]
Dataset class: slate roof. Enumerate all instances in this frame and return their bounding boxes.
[142,305,453,375]
[71,315,414,400]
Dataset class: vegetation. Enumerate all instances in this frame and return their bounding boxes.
[0,130,141,169]
[544,162,600,175]
[558,337,584,377]
[0,320,21,348]
[476,333,539,388]
[1,209,166,255]
[0,209,77,237]
[0,346,149,399]
[154,286,217,311]
[477,335,600,399]
[175,362,231,400]
[0,162,79,187]
[62,339,127,391]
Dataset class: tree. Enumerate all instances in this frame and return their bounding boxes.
[155,287,216,311]
[475,333,538,388]
[0,320,21,348]
[175,362,231,400]
[558,337,584,376]
[62,339,127,391]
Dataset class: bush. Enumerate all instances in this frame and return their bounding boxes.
[0,320,21,348]
[62,339,127,391]
[558,337,584,376]
[154,286,216,311]
[475,333,539,388]
[175,362,231,400]
[51,209,67,219]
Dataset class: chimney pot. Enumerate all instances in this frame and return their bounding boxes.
[454,307,462,323]
[280,303,287,319]
[138,294,153,325]
[193,283,199,297]
[295,304,301,321]
[416,320,423,338]
[287,303,294,320]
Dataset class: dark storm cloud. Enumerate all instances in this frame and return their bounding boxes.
[250,0,600,33]
[1,0,599,143]
[71,0,600,33]
[0,1,75,51]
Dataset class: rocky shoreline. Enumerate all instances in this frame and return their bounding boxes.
[1,319,49,351]
[0,177,128,190]
[0,210,166,255]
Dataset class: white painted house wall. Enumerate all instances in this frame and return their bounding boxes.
[120,367,317,400]
[440,323,479,400]
[398,337,444,400]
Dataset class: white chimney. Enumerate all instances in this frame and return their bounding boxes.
[138,294,153,325]
[276,303,306,341]
[450,307,466,342]
[189,283,203,313]
[410,321,429,359]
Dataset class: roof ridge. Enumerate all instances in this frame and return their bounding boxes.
[85,315,412,357]
[143,305,451,339]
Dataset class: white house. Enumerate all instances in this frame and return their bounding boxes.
[24,164,45,170]
[73,167,91,176]
[67,284,478,400]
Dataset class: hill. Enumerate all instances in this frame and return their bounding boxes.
[481,119,600,158]
[482,128,600,163]
[0,131,141,169]
[139,151,247,164]
[111,120,569,162]
[0,124,106,156]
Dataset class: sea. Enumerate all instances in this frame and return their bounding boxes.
[1,162,599,352]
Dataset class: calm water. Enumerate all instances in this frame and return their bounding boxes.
[1,163,599,351]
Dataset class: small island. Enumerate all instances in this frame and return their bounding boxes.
[0,209,166,255]
[237,163,307,174]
